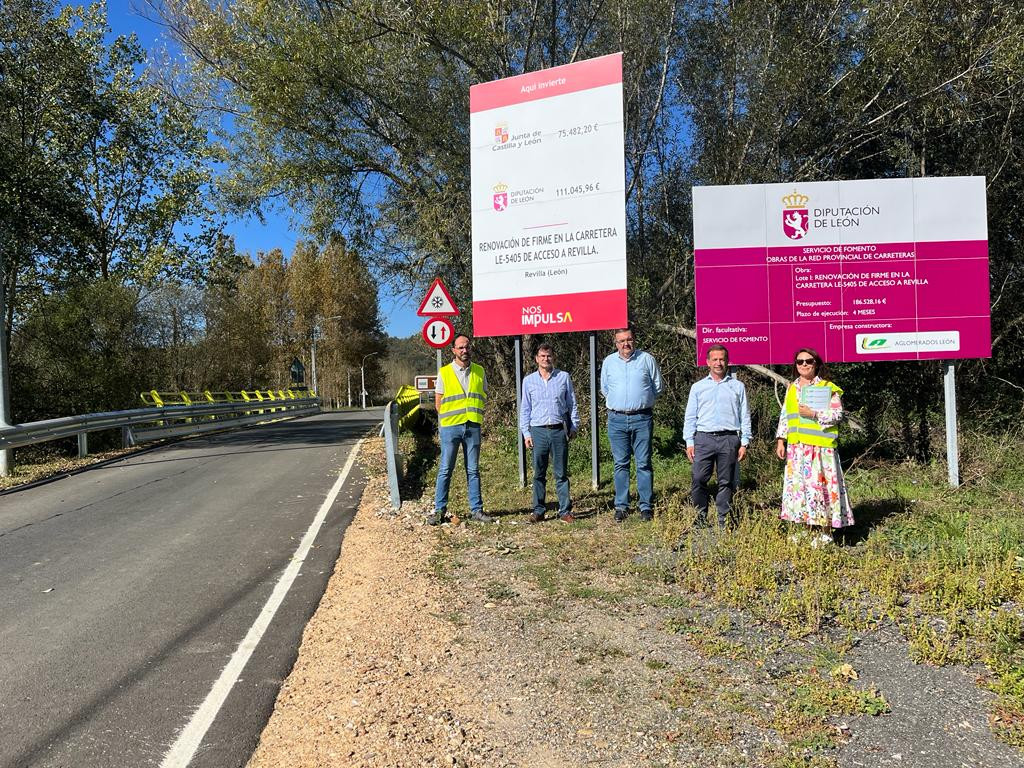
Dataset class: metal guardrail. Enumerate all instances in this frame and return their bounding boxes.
[383,401,402,510]
[0,397,320,459]
[381,384,436,510]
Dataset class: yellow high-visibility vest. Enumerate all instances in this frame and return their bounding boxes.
[785,380,842,448]
[438,363,486,427]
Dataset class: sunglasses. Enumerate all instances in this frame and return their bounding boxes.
[795,358,816,365]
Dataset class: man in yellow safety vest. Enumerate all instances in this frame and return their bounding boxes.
[428,334,493,525]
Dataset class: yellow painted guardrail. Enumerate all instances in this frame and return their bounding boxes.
[395,385,421,431]
[141,389,316,407]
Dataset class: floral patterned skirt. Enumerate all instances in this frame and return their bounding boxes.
[780,443,854,528]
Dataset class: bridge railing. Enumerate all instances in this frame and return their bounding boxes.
[382,385,435,510]
[139,389,310,406]
[394,385,421,430]
[0,393,320,463]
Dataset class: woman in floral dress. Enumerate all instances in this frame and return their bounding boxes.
[774,348,853,545]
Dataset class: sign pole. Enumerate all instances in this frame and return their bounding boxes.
[590,332,599,490]
[0,261,11,476]
[310,333,317,394]
[944,362,960,488]
[514,336,526,488]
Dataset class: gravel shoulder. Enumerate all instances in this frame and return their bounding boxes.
[246,439,1024,767]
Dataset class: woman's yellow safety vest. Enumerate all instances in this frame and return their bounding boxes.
[784,380,842,448]
[438,363,486,427]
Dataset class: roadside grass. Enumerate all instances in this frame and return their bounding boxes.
[0,446,140,491]
[408,420,1024,750]
[767,669,889,744]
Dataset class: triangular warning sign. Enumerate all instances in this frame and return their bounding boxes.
[417,278,460,317]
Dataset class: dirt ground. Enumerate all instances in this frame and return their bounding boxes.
[246,440,1024,768]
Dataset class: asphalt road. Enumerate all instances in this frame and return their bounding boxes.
[0,410,382,768]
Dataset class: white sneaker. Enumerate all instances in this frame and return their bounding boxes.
[810,532,833,548]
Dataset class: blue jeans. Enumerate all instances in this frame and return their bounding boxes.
[607,412,654,512]
[530,426,571,516]
[434,422,483,514]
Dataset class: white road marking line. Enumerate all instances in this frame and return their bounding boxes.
[159,439,363,768]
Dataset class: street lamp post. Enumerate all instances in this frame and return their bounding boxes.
[361,352,378,409]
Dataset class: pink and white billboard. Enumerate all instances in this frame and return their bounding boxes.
[692,177,990,364]
[469,54,627,337]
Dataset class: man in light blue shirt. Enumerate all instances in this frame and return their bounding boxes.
[683,344,751,528]
[520,343,579,523]
[600,327,663,521]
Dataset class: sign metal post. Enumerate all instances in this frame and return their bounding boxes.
[944,362,960,488]
[590,332,600,490]
[0,261,10,476]
[514,336,525,487]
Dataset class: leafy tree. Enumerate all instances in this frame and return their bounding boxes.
[142,281,205,390]
[2,0,218,300]
[10,281,157,422]
[290,235,386,403]
[196,235,385,400]
[74,24,218,285]
[160,0,1024,455]
[1,0,221,428]
[157,0,679,304]
[0,0,100,345]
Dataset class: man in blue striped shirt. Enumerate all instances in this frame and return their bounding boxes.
[683,344,751,528]
[520,343,580,523]
[600,327,663,521]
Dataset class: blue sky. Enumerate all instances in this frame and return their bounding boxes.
[103,0,422,337]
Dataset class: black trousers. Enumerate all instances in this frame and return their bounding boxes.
[691,432,740,526]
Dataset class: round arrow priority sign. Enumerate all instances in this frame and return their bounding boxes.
[422,317,454,349]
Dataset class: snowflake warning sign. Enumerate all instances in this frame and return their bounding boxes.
[417,278,460,317]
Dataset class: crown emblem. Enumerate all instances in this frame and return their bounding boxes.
[493,182,508,193]
[781,190,810,209]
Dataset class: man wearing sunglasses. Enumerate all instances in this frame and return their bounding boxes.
[683,344,752,528]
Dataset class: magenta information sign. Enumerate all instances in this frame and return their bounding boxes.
[692,177,990,364]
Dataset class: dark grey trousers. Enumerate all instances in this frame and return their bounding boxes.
[691,432,741,526]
